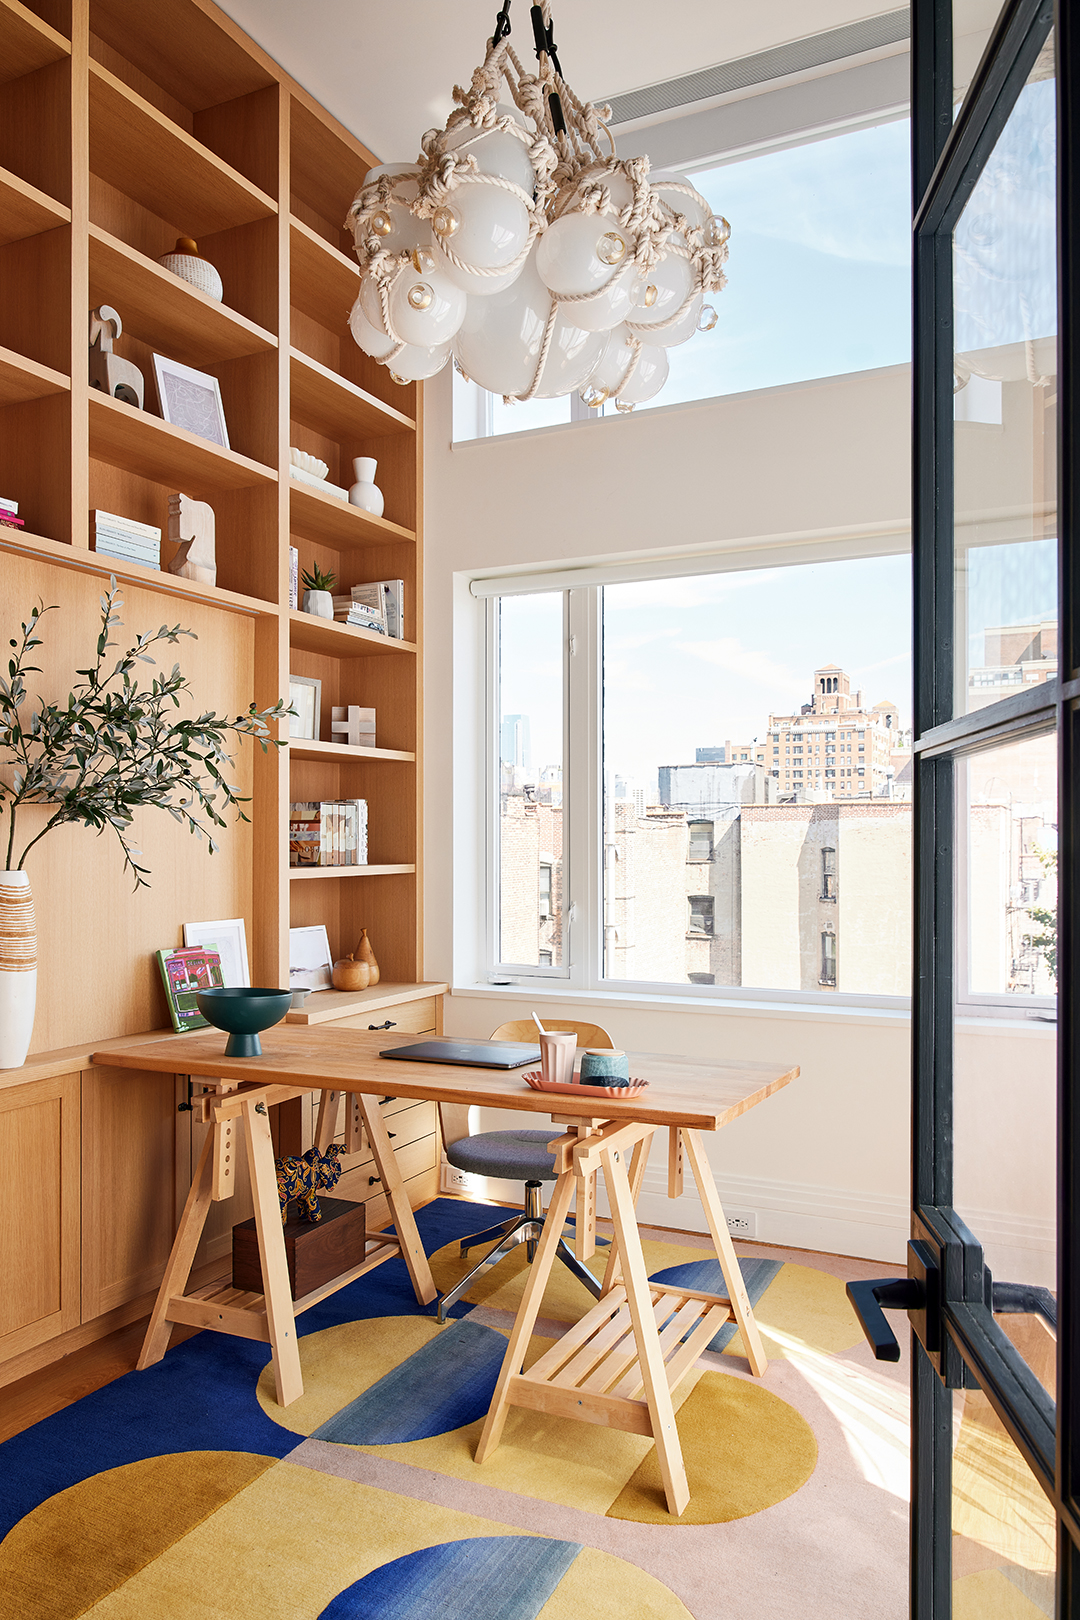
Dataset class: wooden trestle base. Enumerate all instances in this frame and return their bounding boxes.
[136,1080,437,1407]
[474,1119,769,1518]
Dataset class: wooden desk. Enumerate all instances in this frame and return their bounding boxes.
[94,1027,797,1516]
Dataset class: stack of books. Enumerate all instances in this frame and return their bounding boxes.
[289,546,299,610]
[289,799,368,867]
[351,579,404,639]
[91,509,161,568]
[331,596,385,634]
[0,497,22,531]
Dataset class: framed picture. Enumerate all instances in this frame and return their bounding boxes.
[289,925,333,992]
[183,917,250,987]
[289,675,321,740]
[153,353,229,449]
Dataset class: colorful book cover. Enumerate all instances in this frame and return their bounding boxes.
[156,946,223,1032]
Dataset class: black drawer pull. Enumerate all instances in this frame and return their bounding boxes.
[369,1020,396,1030]
[368,1175,381,1186]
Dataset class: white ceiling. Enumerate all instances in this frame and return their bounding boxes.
[216,1,906,161]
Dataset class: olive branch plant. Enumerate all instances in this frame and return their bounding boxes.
[0,581,291,888]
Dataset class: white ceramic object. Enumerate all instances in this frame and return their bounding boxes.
[0,871,36,1068]
[156,237,223,302]
[348,458,384,516]
[288,464,348,501]
[538,1030,577,1085]
[290,448,329,480]
[302,589,334,620]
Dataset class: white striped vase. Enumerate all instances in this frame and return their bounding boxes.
[0,871,36,1068]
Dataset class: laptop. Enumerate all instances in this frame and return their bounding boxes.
[380,1037,541,1070]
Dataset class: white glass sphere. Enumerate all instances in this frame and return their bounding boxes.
[649,169,711,231]
[453,247,551,395]
[532,315,605,398]
[536,210,631,298]
[354,162,426,254]
[570,264,636,332]
[348,294,396,360]
[616,343,669,405]
[587,325,636,399]
[647,292,704,348]
[625,246,695,327]
[442,104,535,196]
[387,339,452,382]
[359,260,466,347]
[430,182,531,295]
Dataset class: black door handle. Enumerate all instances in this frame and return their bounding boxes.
[992,1280,1057,1330]
[847,1278,922,1361]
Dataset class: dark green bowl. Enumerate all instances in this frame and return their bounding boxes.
[196,987,292,1057]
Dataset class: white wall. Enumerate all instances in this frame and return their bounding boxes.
[421,360,1055,1268]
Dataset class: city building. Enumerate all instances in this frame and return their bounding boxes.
[766,663,910,800]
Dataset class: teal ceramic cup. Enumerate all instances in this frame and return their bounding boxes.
[579,1048,631,1086]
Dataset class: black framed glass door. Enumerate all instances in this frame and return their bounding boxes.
[849,0,1079,1612]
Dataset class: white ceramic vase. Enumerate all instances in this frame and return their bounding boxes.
[302,589,334,620]
[348,457,384,517]
[156,236,224,302]
[0,871,36,1068]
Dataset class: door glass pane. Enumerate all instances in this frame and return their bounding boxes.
[497,593,565,967]
[953,41,1057,717]
[952,1381,1056,1616]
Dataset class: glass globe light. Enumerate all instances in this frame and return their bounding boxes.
[353,163,426,253]
[532,314,605,398]
[348,294,396,360]
[442,104,536,195]
[649,169,711,230]
[616,343,669,405]
[453,245,552,395]
[386,339,453,382]
[536,211,631,298]
[430,183,532,295]
[708,216,731,247]
[626,245,695,327]
[586,324,636,401]
[359,260,466,347]
[568,263,636,332]
[648,292,704,348]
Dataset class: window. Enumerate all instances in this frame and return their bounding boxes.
[820,930,837,987]
[483,550,912,1000]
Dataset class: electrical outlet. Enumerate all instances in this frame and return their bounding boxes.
[441,1161,474,1194]
[725,1208,757,1239]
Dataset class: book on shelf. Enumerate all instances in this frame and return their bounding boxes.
[352,580,404,639]
[330,597,385,634]
[289,547,298,610]
[91,535,161,567]
[289,799,368,867]
[0,514,25,530]
[156,945,223,1032]
[91,509,161,540]
[0,497,18,515]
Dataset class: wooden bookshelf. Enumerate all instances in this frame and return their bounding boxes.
[0,0,435,1386]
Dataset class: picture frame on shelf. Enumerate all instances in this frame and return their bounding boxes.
[152,353,230,449]
[289,675,321,740]
[289,925,333,992]
[183,917,250,987]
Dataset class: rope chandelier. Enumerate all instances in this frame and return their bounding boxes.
[346,0,730,411]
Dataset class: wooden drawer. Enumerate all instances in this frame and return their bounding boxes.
[326,997,437,1035]
[335,1130,437,1206]
[365,1161,440,1234]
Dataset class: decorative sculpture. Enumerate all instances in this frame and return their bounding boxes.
[331,705,376,748]
[167,492,216,585]
[88,306,145,409]
[275,1144,347,1224]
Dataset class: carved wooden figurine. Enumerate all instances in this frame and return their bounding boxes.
[88,306,145,409]
[167,492,216,585]
[331,706,376,748]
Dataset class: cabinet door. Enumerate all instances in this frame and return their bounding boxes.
[81,1065,179,1320]
[0,1072,80,1362]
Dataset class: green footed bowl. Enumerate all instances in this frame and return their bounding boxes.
[196,987,292,1057]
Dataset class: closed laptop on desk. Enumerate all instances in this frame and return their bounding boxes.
[380,1038,541,1069]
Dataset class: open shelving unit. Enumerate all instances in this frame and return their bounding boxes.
[0,0,442,1383]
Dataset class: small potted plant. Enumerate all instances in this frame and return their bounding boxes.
[301,563,335,620]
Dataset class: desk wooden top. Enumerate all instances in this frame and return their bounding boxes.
[92,1026,798,1133]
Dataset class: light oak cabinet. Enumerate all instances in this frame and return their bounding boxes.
[0,1072,80,1365]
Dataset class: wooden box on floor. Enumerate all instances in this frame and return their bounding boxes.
[232,1196,366,1298]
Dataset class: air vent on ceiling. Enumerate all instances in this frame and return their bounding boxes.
[602,8,910,127]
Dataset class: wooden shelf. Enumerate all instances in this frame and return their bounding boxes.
[89,226,277,367]
[289,481,414,552]
[0,0,69,88]
[0,166,69,247]
[289,864,416,880]
[289,348,413,441]
[0,525,281,619]
[285,980,449,1026]
[288,737,415,764]
[288,609,415,660]
[289,215,360,331]
[0,345,68,407]
[88,60,277,236]
[88,388,278,494]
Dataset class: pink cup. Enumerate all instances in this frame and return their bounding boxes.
[539,1030,577,1085]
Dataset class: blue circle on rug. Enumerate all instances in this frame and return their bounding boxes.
[319,1535,582,1618]
[310,1317,511,1445]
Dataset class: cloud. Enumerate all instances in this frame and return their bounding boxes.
[682,638,800,696]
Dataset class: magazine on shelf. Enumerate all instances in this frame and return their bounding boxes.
[156,946,223,1032]
[288,799,367,866]
[351,579,403,639]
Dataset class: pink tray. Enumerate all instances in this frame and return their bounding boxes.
[523,1071,650,1098]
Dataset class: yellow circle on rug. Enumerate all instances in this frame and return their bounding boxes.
[607,1371,818,1524]
[0,1451,275,1620]
[722,1262,864,1361]
[256,1315,446,1434]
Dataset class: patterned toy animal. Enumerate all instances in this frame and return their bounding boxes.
[275,1144,346,1224]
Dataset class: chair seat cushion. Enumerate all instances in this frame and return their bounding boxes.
[446,1129,559,1181]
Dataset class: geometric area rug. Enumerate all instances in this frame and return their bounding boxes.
[0,1199,909,1619]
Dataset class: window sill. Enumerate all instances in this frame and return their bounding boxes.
[452,981,913,1026]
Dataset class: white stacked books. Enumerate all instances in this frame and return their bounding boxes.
[91,509,161,569]
[288,799,367,866]
[351,579,404,639]
[330,596,385,633]
[289,547,299,610]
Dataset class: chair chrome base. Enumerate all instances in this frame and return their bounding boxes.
[436,1179,603,1323]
